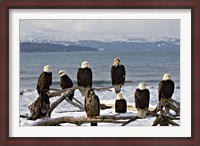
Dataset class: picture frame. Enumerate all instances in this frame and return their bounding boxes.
[0,0,199,145]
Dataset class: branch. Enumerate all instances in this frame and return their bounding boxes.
[49,86,112,98]
[30,116,129,126]
[46,88,76,117]
[49,80,133,96]
[73,97,83,107]
[45,83,134,118]
[64,98,84,110]
[96,115,134,120]
[152,99,180,116]
[152,114,180,126]
[167,118,179,126]
[151,98,180,126]
[30,85,121,120]
[55,103,113,114]
[121,116,140,126]
[48,86,80,98]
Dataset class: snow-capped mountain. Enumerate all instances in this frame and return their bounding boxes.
[20,37,180,53]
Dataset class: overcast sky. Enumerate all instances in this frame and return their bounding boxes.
[20,19,180,41]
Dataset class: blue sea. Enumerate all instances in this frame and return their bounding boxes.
[20,48,180,115]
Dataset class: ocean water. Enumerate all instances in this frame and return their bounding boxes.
[20,48,180,116]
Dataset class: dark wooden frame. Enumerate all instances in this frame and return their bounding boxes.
[0,0,199,145]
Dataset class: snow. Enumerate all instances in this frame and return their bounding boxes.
[20,86,180,127]
[20,36,180,46]
[20,99,180,127]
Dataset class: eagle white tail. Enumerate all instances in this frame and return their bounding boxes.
[137,109,147,119]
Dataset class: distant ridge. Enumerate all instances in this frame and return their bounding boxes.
[20,42,98,53]
[20,37,180,53]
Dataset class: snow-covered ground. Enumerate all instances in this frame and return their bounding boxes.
[20,87,180,127]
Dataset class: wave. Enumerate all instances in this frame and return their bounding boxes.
[20,78,180,92]
[20,83,180,96]
[52,80,112,86]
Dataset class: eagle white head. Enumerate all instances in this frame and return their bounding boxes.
[81,61,89,68]
[59,70,66,77]
[116,92,124,100]
[163,73,171,81]
[113,58,121,66]
[43,65,51,73]
[138,82,147,90]
[87,88,95,97]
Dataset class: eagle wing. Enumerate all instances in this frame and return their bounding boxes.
[111,65,126,85]
[111,66,116,85]
[134,89,150,109]
[37,72,45,94]
[77,68,92,87]
[158,81,163,102]
[60,75,73,89]
[84,97,88,113]
[60,77,64,89]
[48,72,52,86]
[95,95,100,116]
[87,68,93,87]
[168,80,175,97]
[158,80,175,101]
[145,89,150,109]
[134,89,140,108]
[37,72,52,95]
[77,68,82,86]
[121,65,126,83]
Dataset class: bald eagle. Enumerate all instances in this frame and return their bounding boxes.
[36,65,52,95]
[111,58,126,93]
[77,61,93,97]
[115,93,127,113]
[59,70,74,101]
[84,88,100,126]
[158,73,175,115]
[36,65,52,118]
[158,73,175,103]
[134,82,150,118]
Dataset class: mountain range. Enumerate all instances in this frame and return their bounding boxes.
[20,37,180,53]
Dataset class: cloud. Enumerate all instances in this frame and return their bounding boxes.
[20,19,180,41]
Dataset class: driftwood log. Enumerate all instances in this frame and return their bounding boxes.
[153,98,180,116]
[28,96,44,120]
[152,115,180,126]
[27,86,81,120]
[151,98,180,126]
[28,82,132,120]
[29,115,135,126]
[26,81,180,126]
